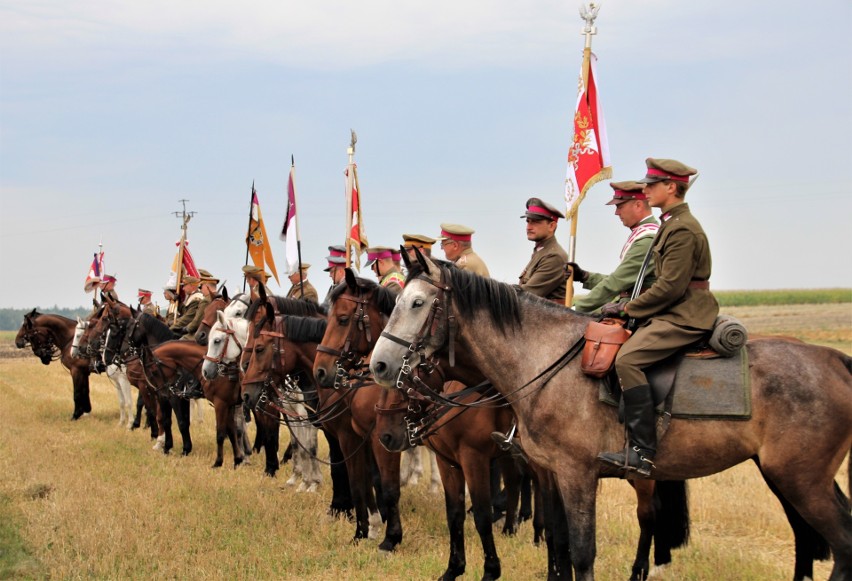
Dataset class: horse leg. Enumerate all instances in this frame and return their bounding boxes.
[498,455,521,536]
[299,423,322,492]
[340,433,371,542]
[753,458,830,581]
[429,448,442,494]
[536,468,572,580]
[258,407,280,477]
[372,435,403,552]
[462,451,501,581]
[235,407,252,458]
[325,431,354,518]
[212,397,228,468]
[158,395,173,454]
[435,455,467,580]
[119,370,134,429]
[70,367,91,420]
[173,396,192,456]
[132,388,145,429]
[223,400,244,468]
[106,365,126,427]
[628,479,655,581]
[284,424,300,486]
[554,466,603,581]
[407,447,423,486]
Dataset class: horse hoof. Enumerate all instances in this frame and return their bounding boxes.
[378,540,397,552]
[648,564,668,578]
[212,461,223,469]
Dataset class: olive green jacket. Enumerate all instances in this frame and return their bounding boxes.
[286,280,319,304]
[519,235,569,302]
[170,291,203,331]
[574,216,658,313]
[454,248,490,277]
[626,203,719,330]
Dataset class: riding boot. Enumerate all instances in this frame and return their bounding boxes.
[598,384,656,477]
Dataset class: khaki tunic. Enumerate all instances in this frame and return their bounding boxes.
[616,203,719,389]
[519,235,569,302]
[170,291,203,331]
[140,302,160,319]
[380,268,405,294]
[454,248,490,277]
[286,280,319,304]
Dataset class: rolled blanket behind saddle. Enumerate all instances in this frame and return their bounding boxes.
[709,314,748,357]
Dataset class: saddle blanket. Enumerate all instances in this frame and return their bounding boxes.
[600,346,751,420]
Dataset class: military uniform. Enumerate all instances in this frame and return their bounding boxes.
[574,182,659,313]
[366,247,405,294]
[379,269,405,293]
[137,289,160,318]
[286,279,319,303]
[170,275,204,332]
[518,198,568,302]
[436,223,490,277]
[402,234,436,258]
[599,158,718,478]
[455,248,490,277]
[243,265,273,302]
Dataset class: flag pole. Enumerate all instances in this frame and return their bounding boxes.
[291,155,305,298]
[172,199,194,323]
[565,2,602,306]
[344,130,357,269]
[243,181,255,292]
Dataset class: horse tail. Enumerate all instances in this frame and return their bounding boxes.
[654,480,690,551]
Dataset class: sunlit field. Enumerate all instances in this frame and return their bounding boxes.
[0,300,849,580]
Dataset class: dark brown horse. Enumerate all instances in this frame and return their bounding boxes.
[242,296,403,551]
[15,309,92,419]
[313,271,536,579]
[370,256,852,580]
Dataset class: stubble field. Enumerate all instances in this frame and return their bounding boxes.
[0,302,850,580]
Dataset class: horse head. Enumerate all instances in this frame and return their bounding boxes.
[194,296,228,346]
[202,310,244,381]
[14,309,39,348]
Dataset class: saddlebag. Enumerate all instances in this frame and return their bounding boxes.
[581,318,632,378]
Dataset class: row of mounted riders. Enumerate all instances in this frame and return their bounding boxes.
[15,252,852,581]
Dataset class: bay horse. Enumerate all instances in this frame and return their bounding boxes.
[15,309,92,419]
[370,255,852,580]
[202,308,322,490]
[313,271,535,579]
[241,297,403,551]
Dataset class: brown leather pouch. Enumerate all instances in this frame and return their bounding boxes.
[581,318,632,378]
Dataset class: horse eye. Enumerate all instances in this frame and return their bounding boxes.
[338,317,350,325]
[413,298,424,308]
[213,338,221,344]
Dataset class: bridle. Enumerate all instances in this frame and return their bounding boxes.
[316,289,376,389]
[21,319,62,362]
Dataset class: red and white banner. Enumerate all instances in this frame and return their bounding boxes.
[167,240,200,289]
[565,49,611,220]
[84,251,105,292]
[280,164,300,275]
[345,164,368,270]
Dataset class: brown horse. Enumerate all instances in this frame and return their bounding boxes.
[313,271,537,579]
[242,297,403,551]
[15,309,92,419]
[370,256,852,580]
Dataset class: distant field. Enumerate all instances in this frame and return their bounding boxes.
[714,288,850,306]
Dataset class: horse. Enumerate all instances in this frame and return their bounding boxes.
[369,255,852,580]
[203,307,321,489]
[241,296,403,551]
[15,309,92,419]
[72,313,136,429]
[313,271,540,578]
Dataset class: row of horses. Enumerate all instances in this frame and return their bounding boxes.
[15,253,852,580]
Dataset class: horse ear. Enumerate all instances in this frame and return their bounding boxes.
[92,298,100,309]
[130,304,136,317]
[414,246,431,274]
[400,245,412,269]
[265,302,275,323]
[258,283,268,302]
[345,268,357,291]
[221,286,230,302]
[216,310,227,326]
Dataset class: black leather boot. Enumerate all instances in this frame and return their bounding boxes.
[598,384,656,477]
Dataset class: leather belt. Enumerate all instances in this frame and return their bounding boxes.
[689,280,710,290]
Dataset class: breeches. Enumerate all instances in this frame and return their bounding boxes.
[615,319,707,389]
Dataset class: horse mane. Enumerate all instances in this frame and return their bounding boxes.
[140,313,177,343]
[405,260,522,333]
[329,277,397,317]
[245,296,327,321]
[285,316,329,343]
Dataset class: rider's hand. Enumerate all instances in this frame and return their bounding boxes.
[565,262,588,283]
[600,302,628,319]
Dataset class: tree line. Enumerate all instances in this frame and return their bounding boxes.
[0,307,93,331]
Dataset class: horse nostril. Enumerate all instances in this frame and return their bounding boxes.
[315,368,326,382]
[379,433,391,447]
[374,361,387,375]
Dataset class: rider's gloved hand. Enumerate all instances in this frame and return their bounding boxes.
[565,262,589,283]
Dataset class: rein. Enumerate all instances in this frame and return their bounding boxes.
[316,291,375,389]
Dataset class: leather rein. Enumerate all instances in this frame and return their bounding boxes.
[315,291,375,389]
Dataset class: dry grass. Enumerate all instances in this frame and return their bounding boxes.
[1,303,849,580]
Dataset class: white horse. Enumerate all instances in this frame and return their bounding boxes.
[73,317,135,429]
[400,446,442,493]
[203,309,323,492]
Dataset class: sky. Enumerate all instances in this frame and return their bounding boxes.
[1,0,851,309]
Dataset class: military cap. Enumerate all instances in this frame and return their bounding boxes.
[521,198,565,221]
[436,223,474,242]
[242,265,271,281]
[181,276,201,285]
[605,181,647,205]
[297,263,311,271]
[365,246,394,267]
[101,274,117,284]
[391,249,402,262]
[402,233,437,249]
[323,256,347,272]
[137,289,152,298]
[327,245,346,258]
[636,158,698,185]
[198,269,219,284]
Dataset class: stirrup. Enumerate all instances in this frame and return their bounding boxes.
[490,423,517,452]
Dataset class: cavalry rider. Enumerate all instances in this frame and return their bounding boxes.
[437,223,490,276]
[567,181,659,314]
[169,275,203,335]
[285,263,319,304]
[401,233,436,260]
[163,286,179,320]
[518,198,569,302]
[181,269,220,341]
[597,158,719,478]
[366,246,405,293]
[99,274,119,303]
[321,256,347,307]
[242,265,273,302]
[137,289,160,318]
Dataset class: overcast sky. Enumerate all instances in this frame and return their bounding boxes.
[1,0,850,309]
